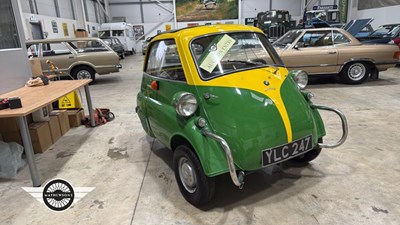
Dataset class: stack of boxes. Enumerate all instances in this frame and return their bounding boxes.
[0,105,85,154]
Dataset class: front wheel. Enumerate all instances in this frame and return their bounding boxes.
[340,62,370,84]
[72,66,95,82]
[173,145,215,206]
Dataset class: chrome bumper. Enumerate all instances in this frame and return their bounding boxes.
[201,130,244,188]
[311,104,348,148]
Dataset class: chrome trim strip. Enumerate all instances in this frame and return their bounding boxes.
[201,130,244,188]
[344,58,375,64]
[287,64,337,68]
[374,61,399,65]
[312,104,348,148]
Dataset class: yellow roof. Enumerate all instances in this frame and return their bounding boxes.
[152,24,263,42]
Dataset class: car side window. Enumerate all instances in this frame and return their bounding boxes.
[42,43,72,56]
[145,39,185,81]
[112,30,124,36]
[332,31,350,44]
[67,40,108,53]
[301,30,333,47]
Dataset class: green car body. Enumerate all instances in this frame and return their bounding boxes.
[136,24,348,206]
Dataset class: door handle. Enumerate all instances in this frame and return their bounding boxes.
[328,51,337,54]
[69,56,74,59]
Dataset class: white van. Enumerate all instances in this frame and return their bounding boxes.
[99,22,136,54]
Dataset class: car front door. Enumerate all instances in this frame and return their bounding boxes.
[142,39,188,145]
[281,30,338,74]
[39,42,74,75]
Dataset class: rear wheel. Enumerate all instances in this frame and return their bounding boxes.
[120,51,125,59]
[291,138,322,163]
[340,62,370,84]
[72,66,95,82]
[173,145,215,206]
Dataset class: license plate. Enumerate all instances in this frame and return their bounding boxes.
[262,135,313,166]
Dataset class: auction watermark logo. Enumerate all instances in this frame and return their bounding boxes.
[22,179,94,211]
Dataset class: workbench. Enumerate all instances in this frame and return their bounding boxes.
[0,80,95,186]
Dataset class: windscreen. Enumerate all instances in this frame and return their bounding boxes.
[191,32,282,80]
[273,30,303,47]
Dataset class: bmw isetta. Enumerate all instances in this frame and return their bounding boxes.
[136,24,348,206]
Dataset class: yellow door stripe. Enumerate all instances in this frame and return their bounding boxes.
[190,67,293,142]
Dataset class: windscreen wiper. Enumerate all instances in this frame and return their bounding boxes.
[227,60,264,65]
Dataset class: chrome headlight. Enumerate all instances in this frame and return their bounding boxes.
[175,93,198,117]
[293,70,308,90]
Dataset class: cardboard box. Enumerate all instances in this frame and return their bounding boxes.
[50,110,70,135]
[48,115,62,143]
[1,131,23,146]
[32,106,50,122]
[29,122,52,153]
[75,30,88,38]
[67,108,84,127]
[0,117,20,132]
[29,58,43,77]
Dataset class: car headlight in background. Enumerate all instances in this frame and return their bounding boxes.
[175,93,198,117]
[293,70,308,90]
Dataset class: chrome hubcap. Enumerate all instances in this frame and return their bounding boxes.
[178,158,197,193]
[348,63,366,81]
[76,70,91,79]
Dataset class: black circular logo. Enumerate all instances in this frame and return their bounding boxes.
[42,179,75,211]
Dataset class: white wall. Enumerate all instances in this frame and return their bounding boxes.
[271,0,303,22]
[20,0,31,13]
[86,0,98,23]
[36,0,57,17]
[272,0,302,17]
[22,14,78,39]
[109,4,143,23]
[109,1,173,24]
[353,4,400,29]
[19,0,102,40]
[142,3,174,23]
[59,0,75,20]
[241,0,270,20]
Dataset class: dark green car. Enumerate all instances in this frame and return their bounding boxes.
[136,24,348,206]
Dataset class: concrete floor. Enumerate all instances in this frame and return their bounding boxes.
[1,54,399,225]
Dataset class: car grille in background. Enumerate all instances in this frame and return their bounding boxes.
[269,25,286,38]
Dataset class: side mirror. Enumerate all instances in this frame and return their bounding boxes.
[294,42,305,49]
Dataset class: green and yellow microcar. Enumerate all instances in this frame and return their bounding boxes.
[136,24,348,206]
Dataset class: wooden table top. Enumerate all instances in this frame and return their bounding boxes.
[0,80,91,118]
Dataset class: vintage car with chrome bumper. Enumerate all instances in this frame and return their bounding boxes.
[272,27,400,84]
[136,24,348,206]
[26,37,121,82]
